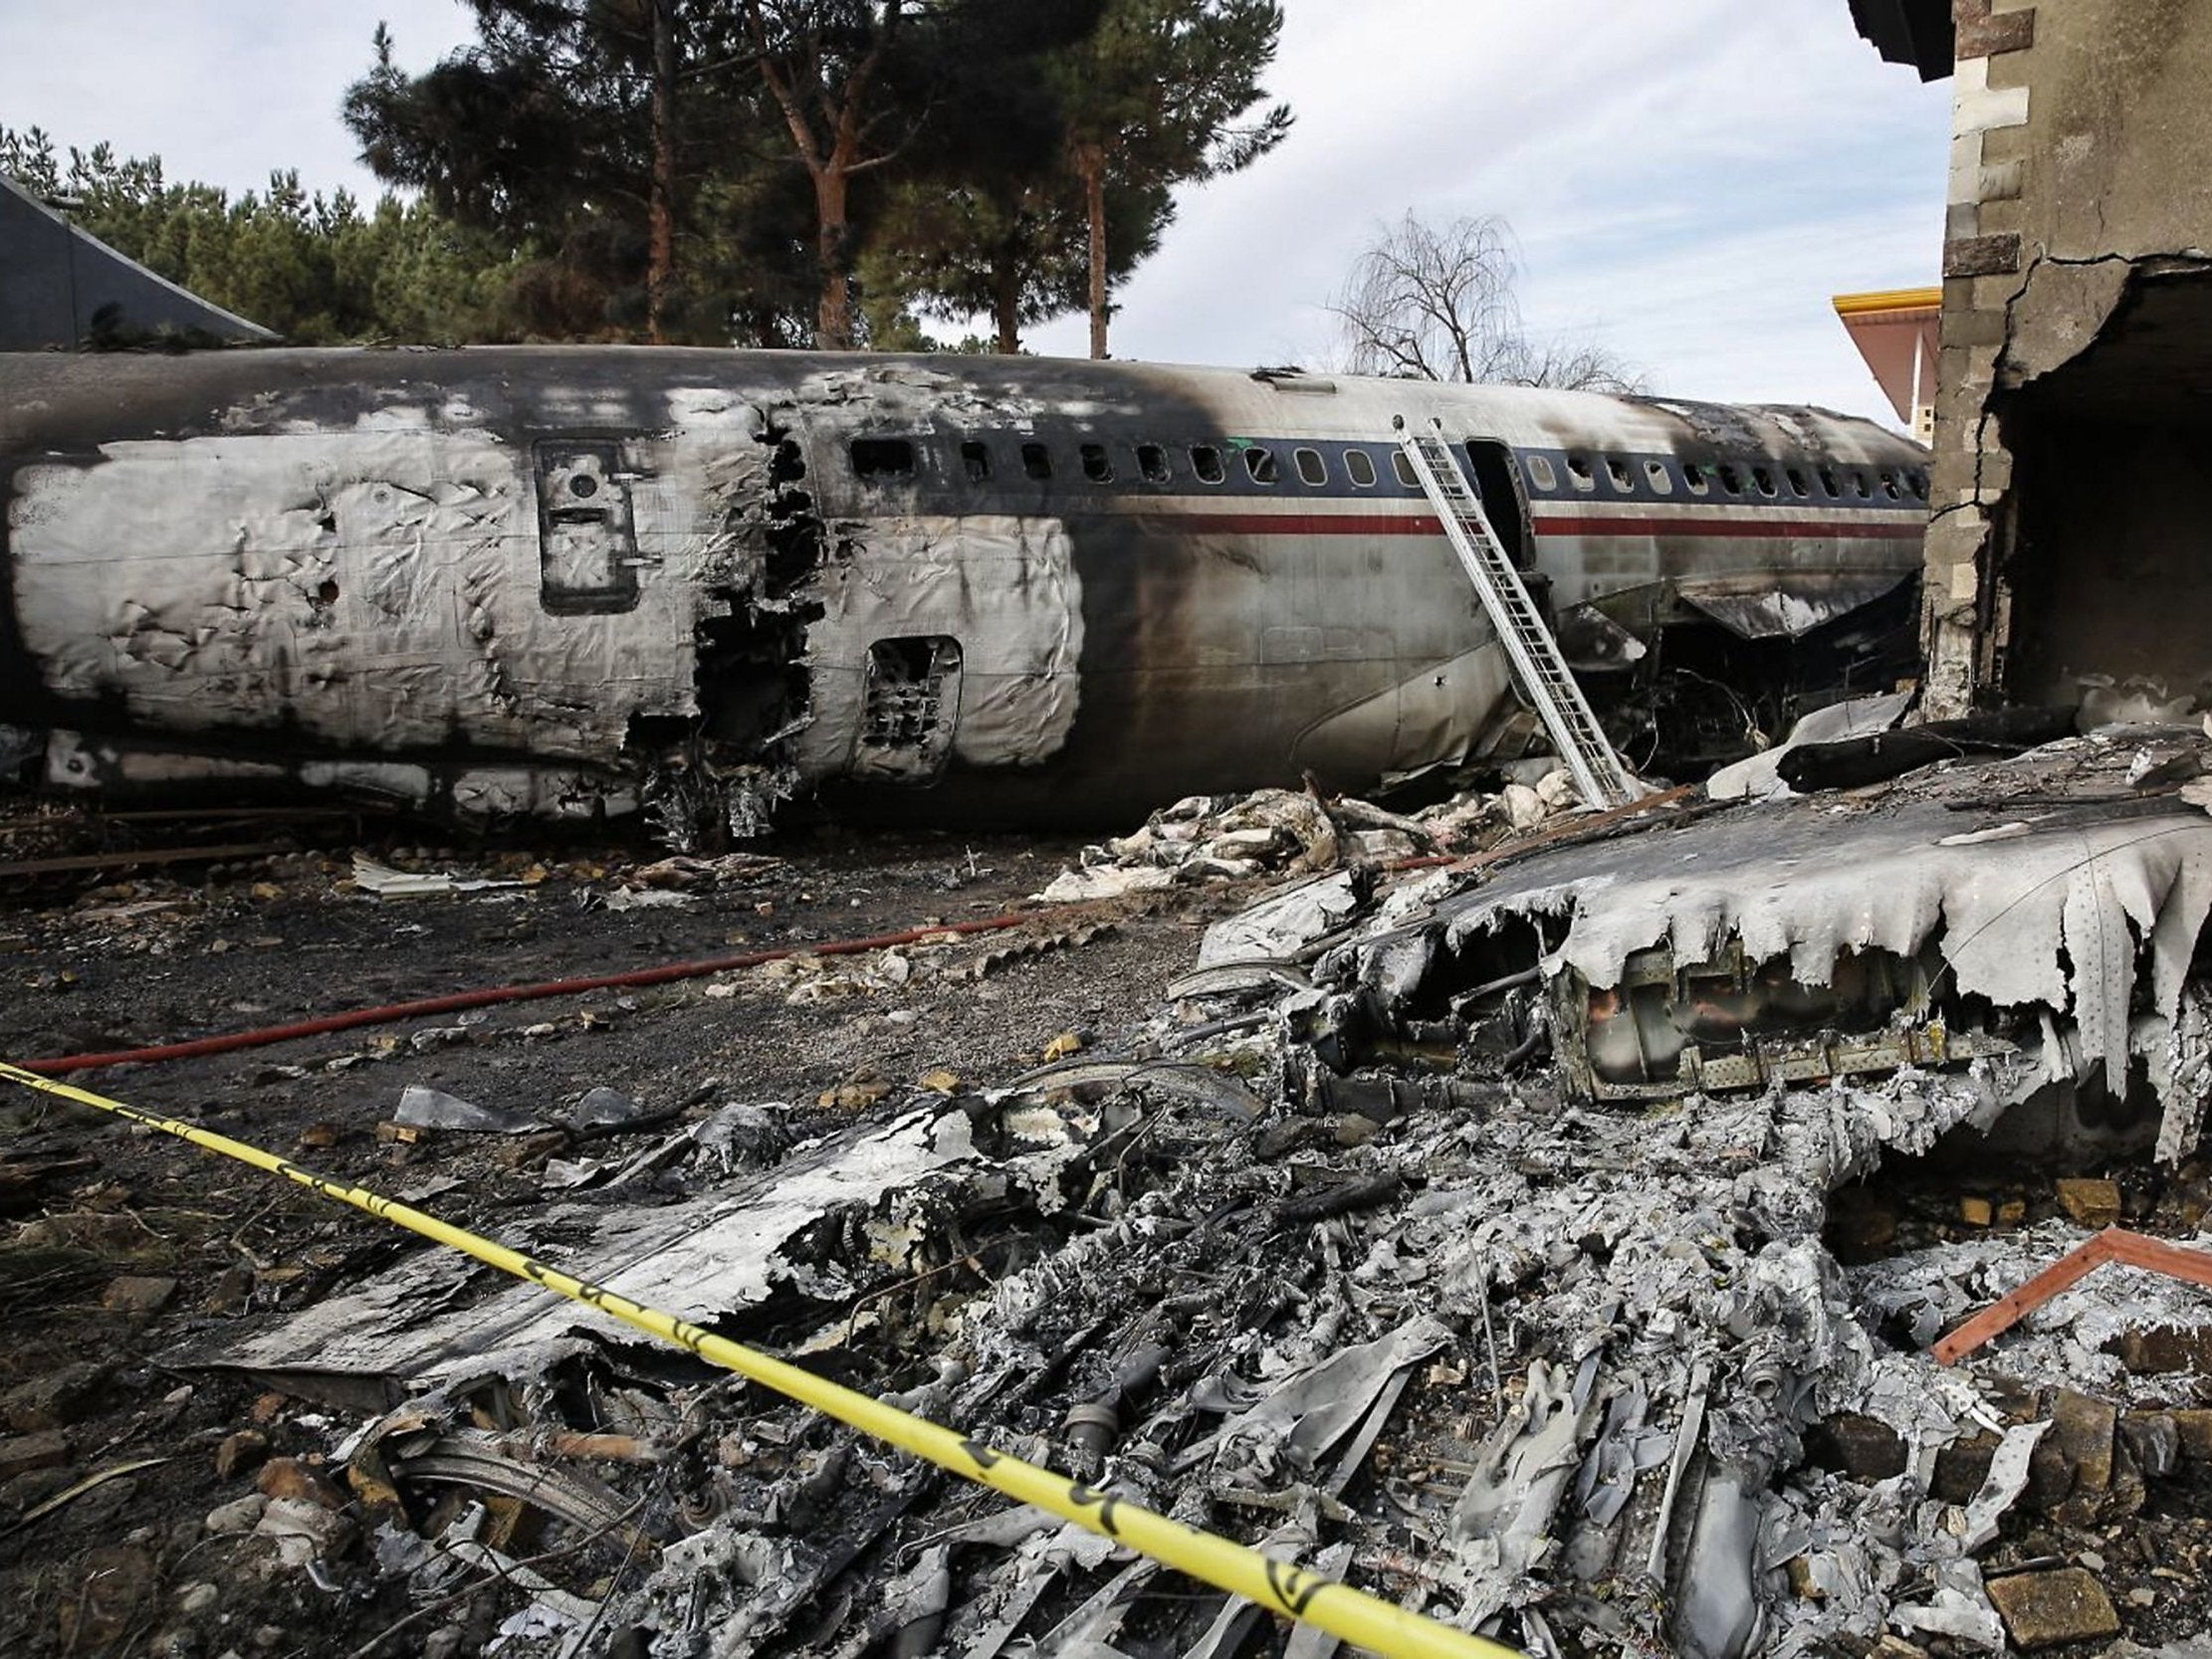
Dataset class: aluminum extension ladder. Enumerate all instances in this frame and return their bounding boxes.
[1393,416,1639,808]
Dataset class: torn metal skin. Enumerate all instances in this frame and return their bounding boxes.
[1335,728,2212,1162]
[1,348,1927,836]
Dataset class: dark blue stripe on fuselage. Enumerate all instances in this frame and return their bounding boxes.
[828,431,1930,519]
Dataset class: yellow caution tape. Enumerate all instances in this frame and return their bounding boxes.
[0,1061,1520,1659]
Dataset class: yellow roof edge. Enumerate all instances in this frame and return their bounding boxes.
[1833,287,1943,316]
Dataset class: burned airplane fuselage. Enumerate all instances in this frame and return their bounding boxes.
[0,348,1928,833]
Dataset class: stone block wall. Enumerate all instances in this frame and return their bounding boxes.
[1920,0,2037,716]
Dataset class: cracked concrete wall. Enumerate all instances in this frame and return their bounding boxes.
[1922,0,2212,716]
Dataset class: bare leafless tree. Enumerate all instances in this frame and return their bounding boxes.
[1329,212,1643,391]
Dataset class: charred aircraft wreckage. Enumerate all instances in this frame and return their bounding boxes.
[166,720,2212,1659]
[0,347,1927,837]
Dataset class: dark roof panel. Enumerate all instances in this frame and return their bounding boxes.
[0,173,276,351]
[1848,0,1956,81]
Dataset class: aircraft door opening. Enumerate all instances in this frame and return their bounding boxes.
[852,635,963,784]
[1461,440,1536,569]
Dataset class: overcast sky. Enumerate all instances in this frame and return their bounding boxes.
[0,0,1952,423]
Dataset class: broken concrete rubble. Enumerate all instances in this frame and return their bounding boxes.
[1985,1565,2123,1650]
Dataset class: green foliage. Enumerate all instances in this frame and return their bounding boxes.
[1054,0,1292,187]
[344,9,689,337]
[850,0,1282,354]
[860,170,1164,351]
[1048,0,1290,353]
[729,0,1109,347]
[0,124,522,343]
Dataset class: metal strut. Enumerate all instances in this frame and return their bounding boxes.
[1394,416,1638,808]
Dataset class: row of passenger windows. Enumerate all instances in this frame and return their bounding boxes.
[848,435,1929,504]
[852,433,1412,491]
[1526,452,1929,504]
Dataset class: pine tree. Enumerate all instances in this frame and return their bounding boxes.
[1050,0,1291,357]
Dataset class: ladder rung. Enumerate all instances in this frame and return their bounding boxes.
[1399,420,1635,806]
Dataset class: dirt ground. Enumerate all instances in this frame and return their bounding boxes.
[0,813,1234,1658]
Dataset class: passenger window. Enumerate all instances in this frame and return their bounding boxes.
[1525,455,1556,491]
[1243,445,1279,485]
[1021,442,1052,481]
[1391,452,1419,488]
[1784,466,1809,497]
[1137,443,1171,484]
[1565,455,1596,493]
[1908,469,1929,501]
[1606,457,1634,492]
[1079,443,1113,483]
[960,441,991,483]
[1879,469,1900,499]
[1294,447,1327,487]
[1191,445,1225,484]
[1751,465,1777,497]
[1717,463,1744,496]
[1849,470,1870,498]
[851,437,915,480]
[1644,460,1673,495]
[1682,461,1710,497]
[1345,449,1378,488]
[1818,466,1841,498]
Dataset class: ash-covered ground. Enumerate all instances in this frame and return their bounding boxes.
[0,815,1221,1657]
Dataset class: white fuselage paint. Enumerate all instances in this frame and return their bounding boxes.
[0,347,1928,826]
[792,514,1084,777]
[9,393,795,766]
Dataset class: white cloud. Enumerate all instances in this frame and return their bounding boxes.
[1024,0,1952,424]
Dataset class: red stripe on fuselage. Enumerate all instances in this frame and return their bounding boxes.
[1133,510,1922,539]
[1532,514,1922,539]
[1134,512,1441,536]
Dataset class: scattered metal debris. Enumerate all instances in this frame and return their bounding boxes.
[350,855,537,899]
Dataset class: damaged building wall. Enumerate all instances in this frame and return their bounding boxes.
[1917,0,2212,716]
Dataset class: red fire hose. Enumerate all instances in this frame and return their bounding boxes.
[23,911,1042,1077]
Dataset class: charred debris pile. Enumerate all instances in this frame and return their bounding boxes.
[16,713,2212,1659]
